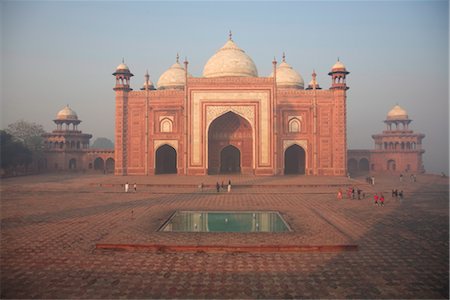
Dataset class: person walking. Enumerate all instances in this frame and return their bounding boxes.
[399,190,404,201]
[125,182,129,193]
[227,182,231,193]
[374,193,379,206]
[133,183,137,192]
[337,189,343,200]
[357,188,361,200]
[380,193,385,207]
[216,182,220,193]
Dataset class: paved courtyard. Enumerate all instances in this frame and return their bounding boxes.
[1,173,448,299]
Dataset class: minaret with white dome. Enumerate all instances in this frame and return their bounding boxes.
[113,59,134,91]
[328,58,349,90]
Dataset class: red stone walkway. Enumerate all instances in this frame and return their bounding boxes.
[1,173,448,298]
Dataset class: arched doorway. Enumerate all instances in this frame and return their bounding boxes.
[69,158,77,170]
[387,159,396,171]
[359,158,370,172]
[94,157,104,171]
[347,158,358,173]
[105,158,115,173]
[155,145,177,174]
[208,111,252,174]
[220,145,241,173]
[284,144,306,175]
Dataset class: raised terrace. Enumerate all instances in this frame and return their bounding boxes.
[1,173,448,298]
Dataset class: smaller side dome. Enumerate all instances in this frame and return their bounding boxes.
[387,104,409,120]
[141,80,155,90]
[269,54,304,89]
[306,78,321,90]
[56,105,78,121]
[157,55,190,90]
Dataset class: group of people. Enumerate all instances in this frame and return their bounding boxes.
[124,182,137,193]
[337,186,365,200]
[365,176,375,185]
[399,173,417,182]
[216,180,232,193]
[337,186,405,207]
[391,189,404,200]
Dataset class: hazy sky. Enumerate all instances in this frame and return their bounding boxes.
[1,1,448,174]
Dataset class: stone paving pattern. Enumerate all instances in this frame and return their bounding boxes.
[1,173,448,299]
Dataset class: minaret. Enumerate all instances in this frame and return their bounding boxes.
[328,58,349,90]
[112,59,133,175]
[113,59,134,91]
[306,70,322,90]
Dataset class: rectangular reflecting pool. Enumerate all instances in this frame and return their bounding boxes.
[160,211,291,232]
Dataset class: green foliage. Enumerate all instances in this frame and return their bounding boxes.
[5,120,46,151]
[91,137,114,149]
[0,130,32,169]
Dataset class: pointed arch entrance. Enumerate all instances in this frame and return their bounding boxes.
[284,144,306,175]
[155,145,177,174]
[387,159,396,171]
[220,145,241,173]
[208,111,252,174]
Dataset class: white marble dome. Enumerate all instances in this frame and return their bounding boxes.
[56,105,78,121]
[203,39,258,78]
[269,57,304,89]
[116,62,130,71]
[387,105,409,120]
[332,60,346,70]
[157,59,188,90]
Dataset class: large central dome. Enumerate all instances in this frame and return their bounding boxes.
[203,37,258,78]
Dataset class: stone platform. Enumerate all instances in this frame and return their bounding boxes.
[1,173,448,298]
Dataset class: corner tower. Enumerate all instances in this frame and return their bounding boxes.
[113,60,133,175]
[371,105,425,173]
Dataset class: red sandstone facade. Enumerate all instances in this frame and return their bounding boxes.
[113,37,350,176]
[347,105,425,174]
[42,106,115,172]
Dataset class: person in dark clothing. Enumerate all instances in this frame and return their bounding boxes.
[216,182,220,193]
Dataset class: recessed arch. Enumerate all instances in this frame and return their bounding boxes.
[160,118,173,133]
[93,157,104,171]
[359,158,370,172]
[207,111,252,174]
[155,144,177,174]
[105,158,115,173]
[284,144,306,175]
[69,158,77,170]
[348,158,358,173]
[220,145,241,173]
[288,118,301,133]
[387,159,396,171]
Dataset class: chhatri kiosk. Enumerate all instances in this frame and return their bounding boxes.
[113,34,349,176]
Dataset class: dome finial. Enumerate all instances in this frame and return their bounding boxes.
[282,52,286,62]
[337,57,340,62]
[229,30,232,41]
[122,57,125,64]
[176,53,179,63]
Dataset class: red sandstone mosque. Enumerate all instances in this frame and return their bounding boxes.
[113,34,349,176]
[40,34,425,176]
